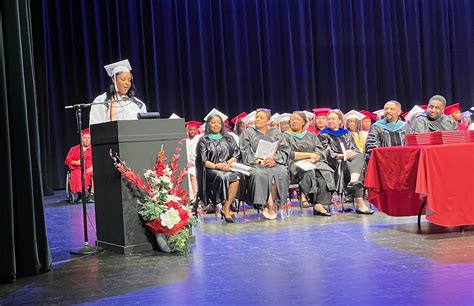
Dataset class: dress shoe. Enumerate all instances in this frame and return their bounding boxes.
[347,181,363,190]
[202,204,215,214]
[262,208,277,220]
[220,211,235,223]
[355,208,374,215]
[313,209,332,216]
[67,191,74,204]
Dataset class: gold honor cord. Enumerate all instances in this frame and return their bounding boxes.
[109,96,115,121]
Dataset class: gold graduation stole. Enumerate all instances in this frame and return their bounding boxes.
[353,132,366,153]
[109,96,115,121]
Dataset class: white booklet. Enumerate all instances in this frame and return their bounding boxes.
[255,140,279,159]
[294,160,317,171]
[230,162,251,176]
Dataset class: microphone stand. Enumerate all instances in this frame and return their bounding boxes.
[65,101,103,255]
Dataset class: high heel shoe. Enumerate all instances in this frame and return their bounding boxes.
[313,204,332,216]
[313,209,332,216]
[220,211,235,223]
[262,207,277,220]
[355,208,374,215]
[347,180,363,190]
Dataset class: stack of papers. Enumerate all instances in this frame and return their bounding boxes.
[430,130,466,144]
[407,131,471,146]
[465,131,474,143]
[406,133,431,146]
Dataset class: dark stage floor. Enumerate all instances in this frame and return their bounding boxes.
[1,192,474,305]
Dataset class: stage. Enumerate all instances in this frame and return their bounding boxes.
[1,192,474,305]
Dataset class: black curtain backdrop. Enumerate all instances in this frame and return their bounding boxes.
[31,0,473,190]
[0,0,52,283]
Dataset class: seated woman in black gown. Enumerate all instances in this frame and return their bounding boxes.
[239,109,290,220]
[195,114,241,223]
[283,111,335,216]
[318,110,373,214]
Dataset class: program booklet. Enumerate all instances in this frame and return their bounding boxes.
[294,160,317,171]
[255,140,279,159]
[230,162,251,176]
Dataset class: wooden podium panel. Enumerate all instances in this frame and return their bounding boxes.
[91,119,187,254]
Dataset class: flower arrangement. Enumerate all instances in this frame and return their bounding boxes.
[109,143,196,255]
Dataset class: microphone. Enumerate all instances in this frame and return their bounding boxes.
[64,97,131,109]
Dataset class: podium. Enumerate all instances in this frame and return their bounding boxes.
[91,119,187,254]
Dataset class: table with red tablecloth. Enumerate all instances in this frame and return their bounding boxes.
[364,143,474,227]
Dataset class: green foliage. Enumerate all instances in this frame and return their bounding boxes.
[167,226,191,255]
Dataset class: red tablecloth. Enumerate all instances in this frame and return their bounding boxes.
[365,143,474,226]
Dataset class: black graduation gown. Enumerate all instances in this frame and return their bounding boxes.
[318,129,365,197]
[195,134,241,205]
[239,126,290,205]
[283,132,335,203]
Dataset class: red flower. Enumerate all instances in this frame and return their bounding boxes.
[171,154,180,171]
[117,164,154,198]
[155,150,167,177]
[145,204,190,236]
[175,168,188,187]
[110,141,191,240]
[146,218,163,234]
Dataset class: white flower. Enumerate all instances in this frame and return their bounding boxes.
[151,176,160,185]
[163,167,172,177]
[161,175,172,185]
[160,207,181,229]
[144,169,155,179]
[166,194,181,203]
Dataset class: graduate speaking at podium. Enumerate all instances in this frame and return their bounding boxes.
[89,59,147,125]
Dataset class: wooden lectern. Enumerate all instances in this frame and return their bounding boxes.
[91,119,187,254]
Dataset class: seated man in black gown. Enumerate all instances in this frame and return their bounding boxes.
[365,100,410,158]
[410,95,458,133]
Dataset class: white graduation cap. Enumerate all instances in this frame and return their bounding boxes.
[276,113,291,122]
[270,113,280,122]
[403,105,425,122]
[461,111,472,117]
[169,113,180,119]
[373,109,384,120]
[302,110,314,120]
[241,111,256,124]
[344,110,366,121]
[104,59,132,77]
[203,108,228,122]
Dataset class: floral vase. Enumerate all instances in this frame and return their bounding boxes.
[155,233,172,253]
